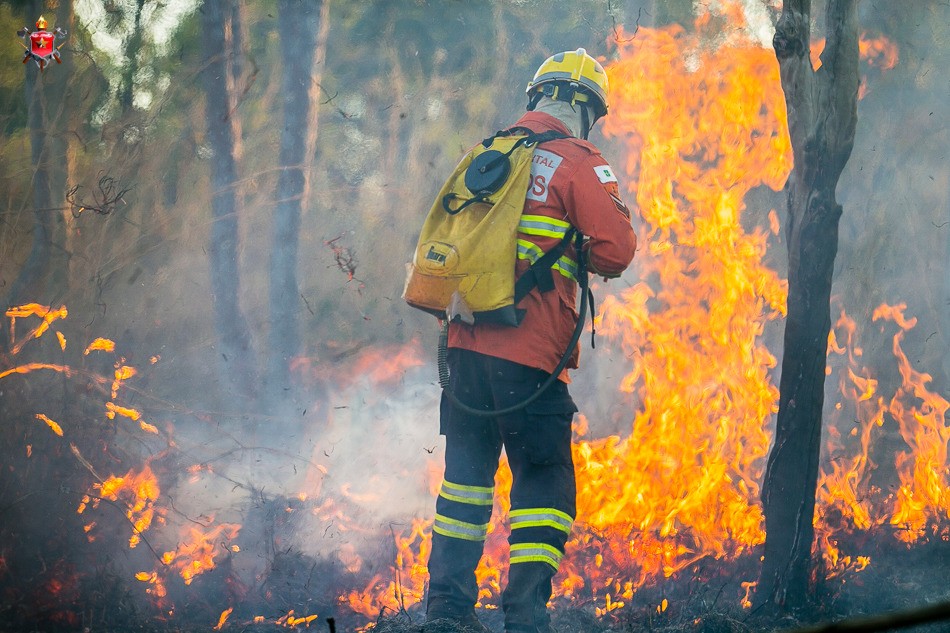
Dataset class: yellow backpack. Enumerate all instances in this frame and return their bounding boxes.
[403,128,570,326]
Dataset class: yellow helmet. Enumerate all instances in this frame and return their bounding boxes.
[526,48,609,119]
[36,15,48,30]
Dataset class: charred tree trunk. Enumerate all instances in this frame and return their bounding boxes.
[201,0,258,400]
[266,0,320,396]
[757,0,860,612]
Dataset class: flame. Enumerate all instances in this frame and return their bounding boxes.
[276,610,320,627]
[35,413,64,437]
[160,522,241,585]
[859,34,899,70]
[290,341,424,387]
[112,363,138,398]
[105,402,141,421]
[368,6,921,619]
[810,33,899,72]
[84,337,117,355]
[816,303,949,572]
[135,570,168,599]
[81,464,163,549]
[551,10,789,604]
[0,362,76,380]
[214,607,233,630]
[5,303,68,353]
[874,304,950,539]
[344,517,432,618]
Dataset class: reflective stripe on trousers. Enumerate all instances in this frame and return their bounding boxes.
[433,479,493,542]
[509,507,574,571]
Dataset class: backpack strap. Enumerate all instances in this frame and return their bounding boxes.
[522,129,571,146]
[509,129,577,310]
[443,130,568,215]
[513,227,579,303]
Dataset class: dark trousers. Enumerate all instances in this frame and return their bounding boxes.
[426,348,577,632]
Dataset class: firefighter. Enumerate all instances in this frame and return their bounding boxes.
[424,49,638,633]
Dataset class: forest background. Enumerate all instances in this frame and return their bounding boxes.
[0,0,947,631]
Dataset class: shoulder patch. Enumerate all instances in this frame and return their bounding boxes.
[594,164,618,184]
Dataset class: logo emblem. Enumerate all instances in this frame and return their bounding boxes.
[17,15,67,71]
[526,149,563,203]
[594,164,618,184]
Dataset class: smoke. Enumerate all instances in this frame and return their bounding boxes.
[1,0,946,628]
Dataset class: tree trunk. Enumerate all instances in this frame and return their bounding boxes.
[50,0,76,294]
[202,0,258,400]
[757,0,860,612]
[7,0,58,308]
[300,0,331,214]
[266,0,320,396]
[225,0,246,163]
[118,0,146,115]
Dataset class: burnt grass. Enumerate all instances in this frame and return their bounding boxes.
[2,366,949,633]
[1,453,949,633]
[4,426,948,633]
[1,528,950,632]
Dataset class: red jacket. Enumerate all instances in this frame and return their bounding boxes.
[448,111,637,377]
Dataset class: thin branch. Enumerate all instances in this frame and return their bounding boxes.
[66,172,133,218]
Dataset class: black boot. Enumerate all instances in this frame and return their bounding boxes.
[424,534,490,633]
[502,562,556,633]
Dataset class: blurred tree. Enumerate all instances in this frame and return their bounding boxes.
[757,0,860,613]
[201,0,258,400]
[266,0,321,398]
[5,0,69,306]
[118,0,145,114]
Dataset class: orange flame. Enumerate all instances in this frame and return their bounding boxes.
[5,303,68,353]
[810,33,899,72]
[111,364,138,398]
[0,362,76,380]
[213,607,233,630]
[80,464,162,549]
[291,341,424,387]
[35,413,64,437]
[859,34,899,70]
[555,11,789,604]
[874,305,950,540]
[343,517,431,618]
[160,522,241,585]
[84,337,117,355]
[816,302,949,578]
[276,610,320,628]
[368,5,934,624]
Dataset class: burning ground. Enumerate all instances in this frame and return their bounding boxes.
[1,2,948,633]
